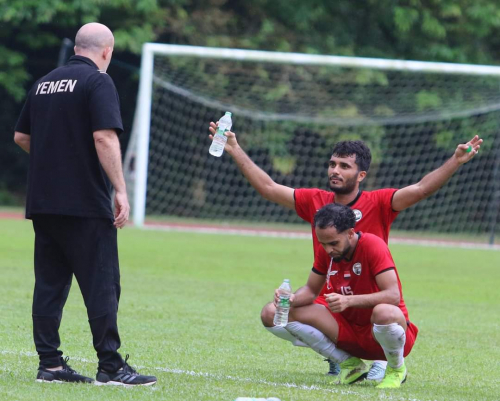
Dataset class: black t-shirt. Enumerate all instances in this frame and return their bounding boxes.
[15,56,123,219]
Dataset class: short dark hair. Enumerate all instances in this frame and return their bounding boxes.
[331,140,372,172]
[314,203,356,233]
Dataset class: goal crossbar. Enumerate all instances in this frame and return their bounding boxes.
[144,43,500,76]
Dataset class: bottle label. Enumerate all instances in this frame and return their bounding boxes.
[213,135,227,144]
[278,297,290,307]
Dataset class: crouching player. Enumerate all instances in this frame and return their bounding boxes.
[261,203,418,388]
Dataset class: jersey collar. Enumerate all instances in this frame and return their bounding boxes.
[345,231,362,262]
[346,190,363,207]
[67,55,99,70]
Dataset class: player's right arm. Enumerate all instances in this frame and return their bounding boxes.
[284,270,325,308]
[14,132,31,153]
[209,122,295,209]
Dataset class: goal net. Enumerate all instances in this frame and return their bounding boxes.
[125,44,500,244]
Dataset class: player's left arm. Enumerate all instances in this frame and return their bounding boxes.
[392,135,482,212]
[14,132,31,153]
[325,269,400,313]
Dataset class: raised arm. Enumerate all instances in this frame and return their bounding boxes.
[14,132,31,153]
[209,122,295,209]
[93,129,129,228]
[392,135,482,212]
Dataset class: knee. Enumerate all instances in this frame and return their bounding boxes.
[260,302,276,327]
[371,304,402,325]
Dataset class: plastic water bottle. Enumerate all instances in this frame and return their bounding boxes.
[209,111,232,157]
[273,279,292,327]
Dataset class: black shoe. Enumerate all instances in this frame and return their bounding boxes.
[36,356,93,383]
[95,354,157,386]
[325,358,341,376]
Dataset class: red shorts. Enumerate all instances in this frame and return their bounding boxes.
[313,297,418,361]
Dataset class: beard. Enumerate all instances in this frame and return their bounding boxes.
[328,174,358,195]
[331,243,351,263]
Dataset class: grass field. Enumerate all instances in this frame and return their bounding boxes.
[0,218,499,401]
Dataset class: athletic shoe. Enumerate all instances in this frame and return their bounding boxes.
[324,358,341,376]
[95,355,157,386]
[337,357,370,385]
[36,357,93,383]
[366,360,387,383]
[376,363,407,389]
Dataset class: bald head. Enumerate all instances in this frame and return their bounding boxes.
[74,23,114,71]
[75,23,114,51]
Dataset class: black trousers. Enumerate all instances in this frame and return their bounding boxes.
[32,214,124,372]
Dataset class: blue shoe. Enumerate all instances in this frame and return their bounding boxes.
[324,358,340,376]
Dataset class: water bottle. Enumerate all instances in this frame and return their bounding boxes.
[273,279,292,327]
[209,111,232,157]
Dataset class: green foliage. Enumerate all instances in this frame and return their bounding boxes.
[3,0,500,194]
[0,46,29,101]
[416,90,443,111]
[0,0,166,100]
[3,0,500,100]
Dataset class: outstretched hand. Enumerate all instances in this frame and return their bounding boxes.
[454,135,482,165]
[208,121,239,152]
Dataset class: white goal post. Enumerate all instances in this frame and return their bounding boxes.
[125,43,500,243]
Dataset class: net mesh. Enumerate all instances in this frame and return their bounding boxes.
[125,51,500,242]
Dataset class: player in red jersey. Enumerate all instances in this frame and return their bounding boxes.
[208,122,481,379]
[274,203,418,388]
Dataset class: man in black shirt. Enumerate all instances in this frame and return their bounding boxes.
[14,22,157,386]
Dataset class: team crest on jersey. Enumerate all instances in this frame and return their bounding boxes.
[353,209,363,222]
[352,263,362,275]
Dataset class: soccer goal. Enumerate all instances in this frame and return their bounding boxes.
[124,43,500,244]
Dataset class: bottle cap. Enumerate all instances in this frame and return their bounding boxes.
[225,111,232,116]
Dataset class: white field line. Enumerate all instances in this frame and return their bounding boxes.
[0,349,422,401]
[143,223,500,251]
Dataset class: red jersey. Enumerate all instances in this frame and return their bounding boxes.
[295,188,399,298]
[313,232,410,326]
[295,188,399,245]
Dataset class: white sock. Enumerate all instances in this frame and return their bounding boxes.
[265,326,308,347]
[285,321,350,363]
[372,323,406,369]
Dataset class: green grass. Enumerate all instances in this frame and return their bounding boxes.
[1,207,499,244]
[146,214,499,244]
[0,219,499,401]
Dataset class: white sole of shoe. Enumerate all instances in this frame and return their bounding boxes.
[36,379,64,383]
[94,380,156,387]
